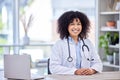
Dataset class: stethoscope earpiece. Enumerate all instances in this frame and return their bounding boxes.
[87,58,94,61]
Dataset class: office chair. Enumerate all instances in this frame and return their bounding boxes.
[47,58,51,74]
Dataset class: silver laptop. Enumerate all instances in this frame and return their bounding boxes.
[4,54,45,80]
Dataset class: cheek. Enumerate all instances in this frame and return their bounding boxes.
[68,26,72,32]
[79,26,82,32]
[68,28,70,33]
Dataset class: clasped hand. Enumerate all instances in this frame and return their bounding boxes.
[74,68,96,75]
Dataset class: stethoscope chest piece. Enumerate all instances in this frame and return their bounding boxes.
[67,57,73,62]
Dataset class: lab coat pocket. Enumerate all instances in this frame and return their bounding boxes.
[62,57,75,68]
[81,51,91,68]
[81,58,90,68]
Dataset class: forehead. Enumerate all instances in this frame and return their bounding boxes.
[71,18,80,22]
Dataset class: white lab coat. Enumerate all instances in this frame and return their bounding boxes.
[50,38,103,74]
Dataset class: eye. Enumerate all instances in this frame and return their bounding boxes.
[77,23,81,25]
[70,23,74,25]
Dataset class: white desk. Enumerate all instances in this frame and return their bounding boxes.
[1,71,120,80]
[43,71,120,80]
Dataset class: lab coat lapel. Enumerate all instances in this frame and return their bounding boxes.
[80,39,90,68]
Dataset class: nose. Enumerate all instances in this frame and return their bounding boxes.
[74,25,78,28]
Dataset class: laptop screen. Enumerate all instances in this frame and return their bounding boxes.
[4,54,31,79]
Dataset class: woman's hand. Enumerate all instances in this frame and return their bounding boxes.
[74,68,96,75]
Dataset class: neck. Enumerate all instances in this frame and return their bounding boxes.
[72,37,78,44]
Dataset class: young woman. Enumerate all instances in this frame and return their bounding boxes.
[49,11,103,75]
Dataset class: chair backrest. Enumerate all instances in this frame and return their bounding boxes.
[47,58,51,74]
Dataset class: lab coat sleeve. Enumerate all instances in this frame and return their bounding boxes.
[49,40,77,74]
[88,40,103,73]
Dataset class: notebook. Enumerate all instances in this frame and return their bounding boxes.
[4,54,45,80]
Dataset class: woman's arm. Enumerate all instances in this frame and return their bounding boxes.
[50,40,77,74]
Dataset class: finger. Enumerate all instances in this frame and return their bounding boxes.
[81,69,89,75]
[80,68,90,75]
[86,69,94,75]
[83,69,90,75]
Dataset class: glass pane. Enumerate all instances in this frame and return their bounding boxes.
[19,0,53,72]
[0,1,13,69]
[19,0,53,44]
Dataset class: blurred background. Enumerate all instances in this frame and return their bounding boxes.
[0,0,96,72]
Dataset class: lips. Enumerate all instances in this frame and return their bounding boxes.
[72,29,80,33]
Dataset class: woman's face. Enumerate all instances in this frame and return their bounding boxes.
[68,18,82,39]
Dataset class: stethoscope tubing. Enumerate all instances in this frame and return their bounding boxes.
[67,38,94,62]
[81,39,89,52]
[67,39,73,62]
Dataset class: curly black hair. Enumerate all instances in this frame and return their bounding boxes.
[57,11,90,39]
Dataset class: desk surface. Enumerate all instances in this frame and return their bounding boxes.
[1,71,120,80]
[43,71,120,80]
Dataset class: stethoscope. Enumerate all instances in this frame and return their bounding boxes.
[67,38,94,62]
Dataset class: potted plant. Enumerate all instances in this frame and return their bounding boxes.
[99,32,111,55]
[20,7,33,45]
[109,32,119,45]
[99,32,113,63]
